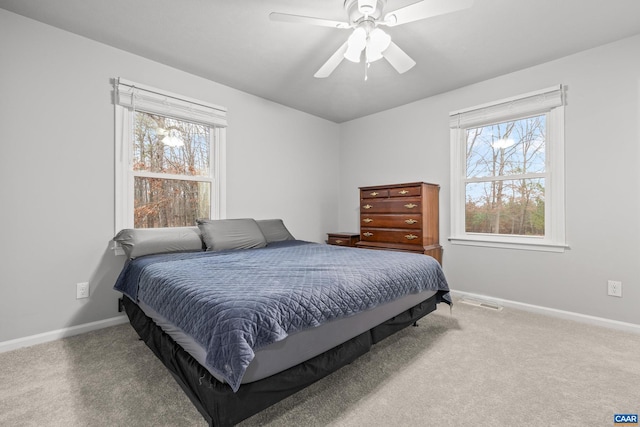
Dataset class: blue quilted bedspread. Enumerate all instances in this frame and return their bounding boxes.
[114,240,450,392]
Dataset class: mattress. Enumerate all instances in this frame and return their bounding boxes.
[138,288,437,384]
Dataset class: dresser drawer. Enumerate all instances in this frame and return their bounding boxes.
[327,232,360,247]
[360,214,422,229]
[360,189,389,199]
[360,228,423,245]
[388,186,421,198]
[360,199,422,214]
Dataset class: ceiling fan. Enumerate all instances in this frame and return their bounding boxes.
[270,0,473,79]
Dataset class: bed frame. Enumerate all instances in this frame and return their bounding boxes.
[122,292,440,426]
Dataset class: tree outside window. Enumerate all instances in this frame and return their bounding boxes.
[465,115,546,236]
[132,112,211,228]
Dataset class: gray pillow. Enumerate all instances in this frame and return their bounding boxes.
[197,218,267,251]
[256,219,295,243]
[113,227,203,259]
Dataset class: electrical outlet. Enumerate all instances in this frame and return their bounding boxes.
[607,280,622,297]
[76,282,90,299]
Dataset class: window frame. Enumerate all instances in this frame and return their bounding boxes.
[114,78,227,233]
[449,85,567,252]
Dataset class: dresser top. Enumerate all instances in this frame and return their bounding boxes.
[359,181,439,191]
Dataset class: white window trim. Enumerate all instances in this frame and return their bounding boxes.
[449,85,568,253]
[113,78,227,235]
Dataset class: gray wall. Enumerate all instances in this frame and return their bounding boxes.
[339,35,640,325]
[0,10,340,342]
[2,8,639,345]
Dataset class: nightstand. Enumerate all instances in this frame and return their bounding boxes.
[327,232,360,247]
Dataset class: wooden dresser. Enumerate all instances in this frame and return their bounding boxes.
[356,182,442,264]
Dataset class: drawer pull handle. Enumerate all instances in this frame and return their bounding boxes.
[398,190,409,195]
[405,234,418,240]
[370,191,379,196]
[363,204,373,209]
[404,203,417,209]
[335,240,344,244]
[405,219,418,224]
[362,218,373,223]
[363,232,374,237]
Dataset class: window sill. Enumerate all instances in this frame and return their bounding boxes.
[448,236,569,253]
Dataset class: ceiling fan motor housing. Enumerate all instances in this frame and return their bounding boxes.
[344,0,386,22]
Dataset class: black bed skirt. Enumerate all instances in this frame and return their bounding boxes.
[122,293,439,426]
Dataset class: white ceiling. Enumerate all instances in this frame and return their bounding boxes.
[2,0,640,123]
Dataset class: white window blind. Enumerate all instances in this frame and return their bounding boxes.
[449,85,564,129]
[115,78,227,128]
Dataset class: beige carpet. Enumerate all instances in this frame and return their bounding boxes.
[1,299,638,426]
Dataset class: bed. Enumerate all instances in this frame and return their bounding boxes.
[113,219,451,426]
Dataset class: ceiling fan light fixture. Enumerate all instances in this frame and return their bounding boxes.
[348,27,367,48]
[369,28,391,52]
[345,27,366,62]
[365,28,390,62]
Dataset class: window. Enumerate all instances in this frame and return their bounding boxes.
[449,85,566,252]
[114,78,227,231]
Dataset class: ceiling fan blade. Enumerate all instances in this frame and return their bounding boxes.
[383,0,473,27]
[383,42,416,74]
[269,12,350,29]
[314,41,349,78]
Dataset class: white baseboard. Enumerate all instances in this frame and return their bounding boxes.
[450,290,640,335]
[0,315,129,353]
[3,292,638,353]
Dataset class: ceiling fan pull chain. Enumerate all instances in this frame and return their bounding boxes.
[364,61,370,81]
